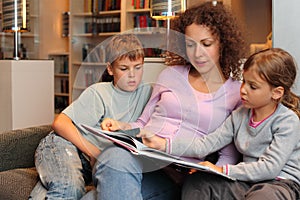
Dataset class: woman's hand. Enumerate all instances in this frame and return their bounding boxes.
[137,129,167,151]
[101,118,131,131]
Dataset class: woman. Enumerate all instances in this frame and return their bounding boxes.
[84,2,247,200]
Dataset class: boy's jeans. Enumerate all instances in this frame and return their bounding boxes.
[29,132,91,200]
[88,146,180,200]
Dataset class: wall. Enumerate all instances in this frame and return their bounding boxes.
[273,0,300,95]
[244,0,272,44]
[39,0,69,59]
[187,0,272,55]
[231,0,272,52]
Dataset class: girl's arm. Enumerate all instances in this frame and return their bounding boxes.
[169,115,235,158]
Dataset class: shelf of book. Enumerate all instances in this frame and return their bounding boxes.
[49,53,70,114]
[68,0,168,102]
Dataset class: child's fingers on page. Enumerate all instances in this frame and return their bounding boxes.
[101,118,113,130]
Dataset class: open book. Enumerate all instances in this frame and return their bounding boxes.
[80,124,235,181]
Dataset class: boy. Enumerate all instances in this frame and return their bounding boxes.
[29,34,152,200]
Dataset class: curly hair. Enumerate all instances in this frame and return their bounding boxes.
[166,2,247,81]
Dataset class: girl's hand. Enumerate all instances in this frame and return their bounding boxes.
[101,118,130,131]
[199,161,222,173]
[189,161,222,174]
[137,129,167,151]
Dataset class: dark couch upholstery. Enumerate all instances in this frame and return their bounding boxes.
[0,125,52,200]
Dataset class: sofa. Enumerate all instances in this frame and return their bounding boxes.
[0,125,52,200]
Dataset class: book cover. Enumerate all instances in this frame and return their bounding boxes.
[80,124,236,181]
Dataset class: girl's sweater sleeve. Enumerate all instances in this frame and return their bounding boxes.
[169,114,235,159]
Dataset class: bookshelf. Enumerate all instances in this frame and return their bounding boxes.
[49,53,70,114]
[69,0,167,101]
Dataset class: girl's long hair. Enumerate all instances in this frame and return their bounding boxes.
[243,48,300,118]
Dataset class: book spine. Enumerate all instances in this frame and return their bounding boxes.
[116,0,121,10]
[144,0,149,9]
[84,0,92,12]
[139,15,147,28]
[98,0,103,11]
[140,0,144,9]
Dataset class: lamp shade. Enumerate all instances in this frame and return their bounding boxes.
[2,0,30,32]
[151,0,186,20]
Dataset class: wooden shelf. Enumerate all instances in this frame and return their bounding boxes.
[73,61,106,66]
[126,8,151,13]
[55,92,70,97]
[55,73,69,77]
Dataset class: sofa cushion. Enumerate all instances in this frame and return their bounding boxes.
[0,125,52,172]
[0,167,38,200]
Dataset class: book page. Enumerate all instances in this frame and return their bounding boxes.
[80,123,235,181]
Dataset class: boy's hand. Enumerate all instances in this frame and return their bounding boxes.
[101,118,121,131]
[101,118,131,131]
[137,129,167,151]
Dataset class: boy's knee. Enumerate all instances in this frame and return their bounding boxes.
[95,146,142,173]
[97,146,137,166]
[46,180,86,200]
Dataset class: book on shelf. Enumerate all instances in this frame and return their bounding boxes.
[85,0,121,12]
[80,124,236,181]
[132,0,149,9]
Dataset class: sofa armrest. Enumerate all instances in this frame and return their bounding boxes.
[0,125,53,172]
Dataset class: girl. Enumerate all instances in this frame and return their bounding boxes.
[162,48,300,200]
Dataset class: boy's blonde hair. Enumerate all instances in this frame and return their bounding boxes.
[106,34,145,64]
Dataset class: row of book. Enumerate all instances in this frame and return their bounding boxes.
[133,14,166,30]
[83,0,150,13]
[82,43,106,63]
[84,0,121,13]
[144,48,163,57]
[83,15,166,34]
[60,79,69,94]
[84,16,121,34]
[132,0,150,9]
[55,96,69,114]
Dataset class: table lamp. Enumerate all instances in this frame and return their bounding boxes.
[151,0,186,20]
[2,0,30,60]
[150,0,186,60]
